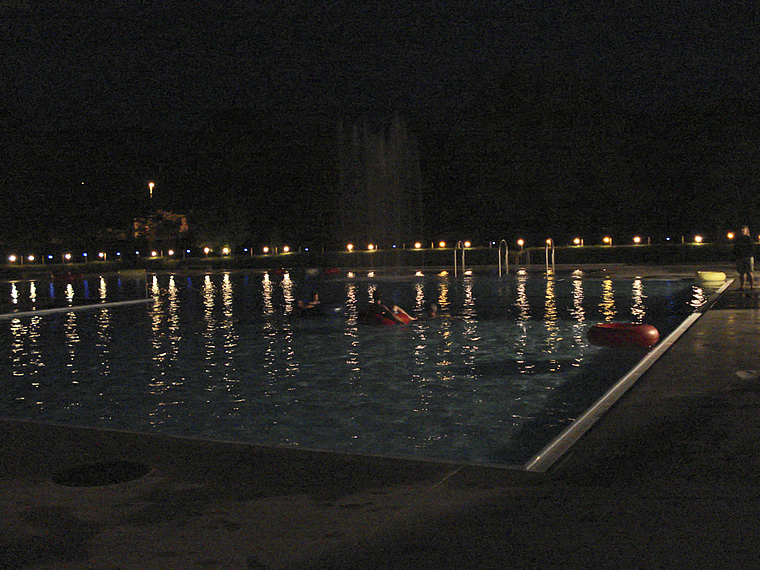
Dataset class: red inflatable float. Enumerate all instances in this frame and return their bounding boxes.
[359,310,412,325]
[587,323,660,348]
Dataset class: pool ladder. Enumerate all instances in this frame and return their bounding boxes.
[545,238,555,274]
[454,241,466,276]
[498,240,509,276]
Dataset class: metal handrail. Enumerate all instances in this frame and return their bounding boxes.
[454,241,465,276]
[545,238,555,274]
[498,239,509,276]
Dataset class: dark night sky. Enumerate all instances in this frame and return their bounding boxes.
[4,0,759,130]
[2,0,760,247]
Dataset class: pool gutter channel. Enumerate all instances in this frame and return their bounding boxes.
[523,278,734,473]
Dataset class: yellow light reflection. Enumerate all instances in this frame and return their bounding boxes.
[344,282,360,373]
[570,275,586,348]
[600,278,616,321]
[631,277,646,322]
[281,272,295,314]
[544,273,559,361]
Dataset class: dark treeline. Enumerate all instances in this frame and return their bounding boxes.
[2,80,760,251]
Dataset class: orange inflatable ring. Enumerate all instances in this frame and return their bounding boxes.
[587,323,660,348]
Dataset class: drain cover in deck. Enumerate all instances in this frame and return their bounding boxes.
[52,460,151,487]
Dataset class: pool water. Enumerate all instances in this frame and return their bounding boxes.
[0,269,709,466]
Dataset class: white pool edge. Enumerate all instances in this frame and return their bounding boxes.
[523,278,734,473]
[0,298,153,320]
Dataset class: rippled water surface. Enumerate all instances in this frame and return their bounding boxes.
[0,269,708,464]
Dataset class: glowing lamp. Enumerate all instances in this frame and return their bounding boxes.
[464,241,471,248]
[574,237,582,246]
[283,246,290,253]
[27,255,35,262]
[727,232,735,240]
[347,244,354,252]
[8,255,17,263]
[439,241,446,248]
[694,235,703,244]
[603,236,612,245]
[263,246,269,254]
[414,242,422,249]
[168,250,174,256]
[633,236,641,244]
[222,247,230,255]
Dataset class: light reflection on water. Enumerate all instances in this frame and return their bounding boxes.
[0,271,706,465]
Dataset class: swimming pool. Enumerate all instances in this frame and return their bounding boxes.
[0,269,712,466]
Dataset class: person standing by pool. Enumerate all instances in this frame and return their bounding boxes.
[734,225,755,290]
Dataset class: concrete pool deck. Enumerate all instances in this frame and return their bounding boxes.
[3,267,760,568]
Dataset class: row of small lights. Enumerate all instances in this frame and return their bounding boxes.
[4,234,738,265]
